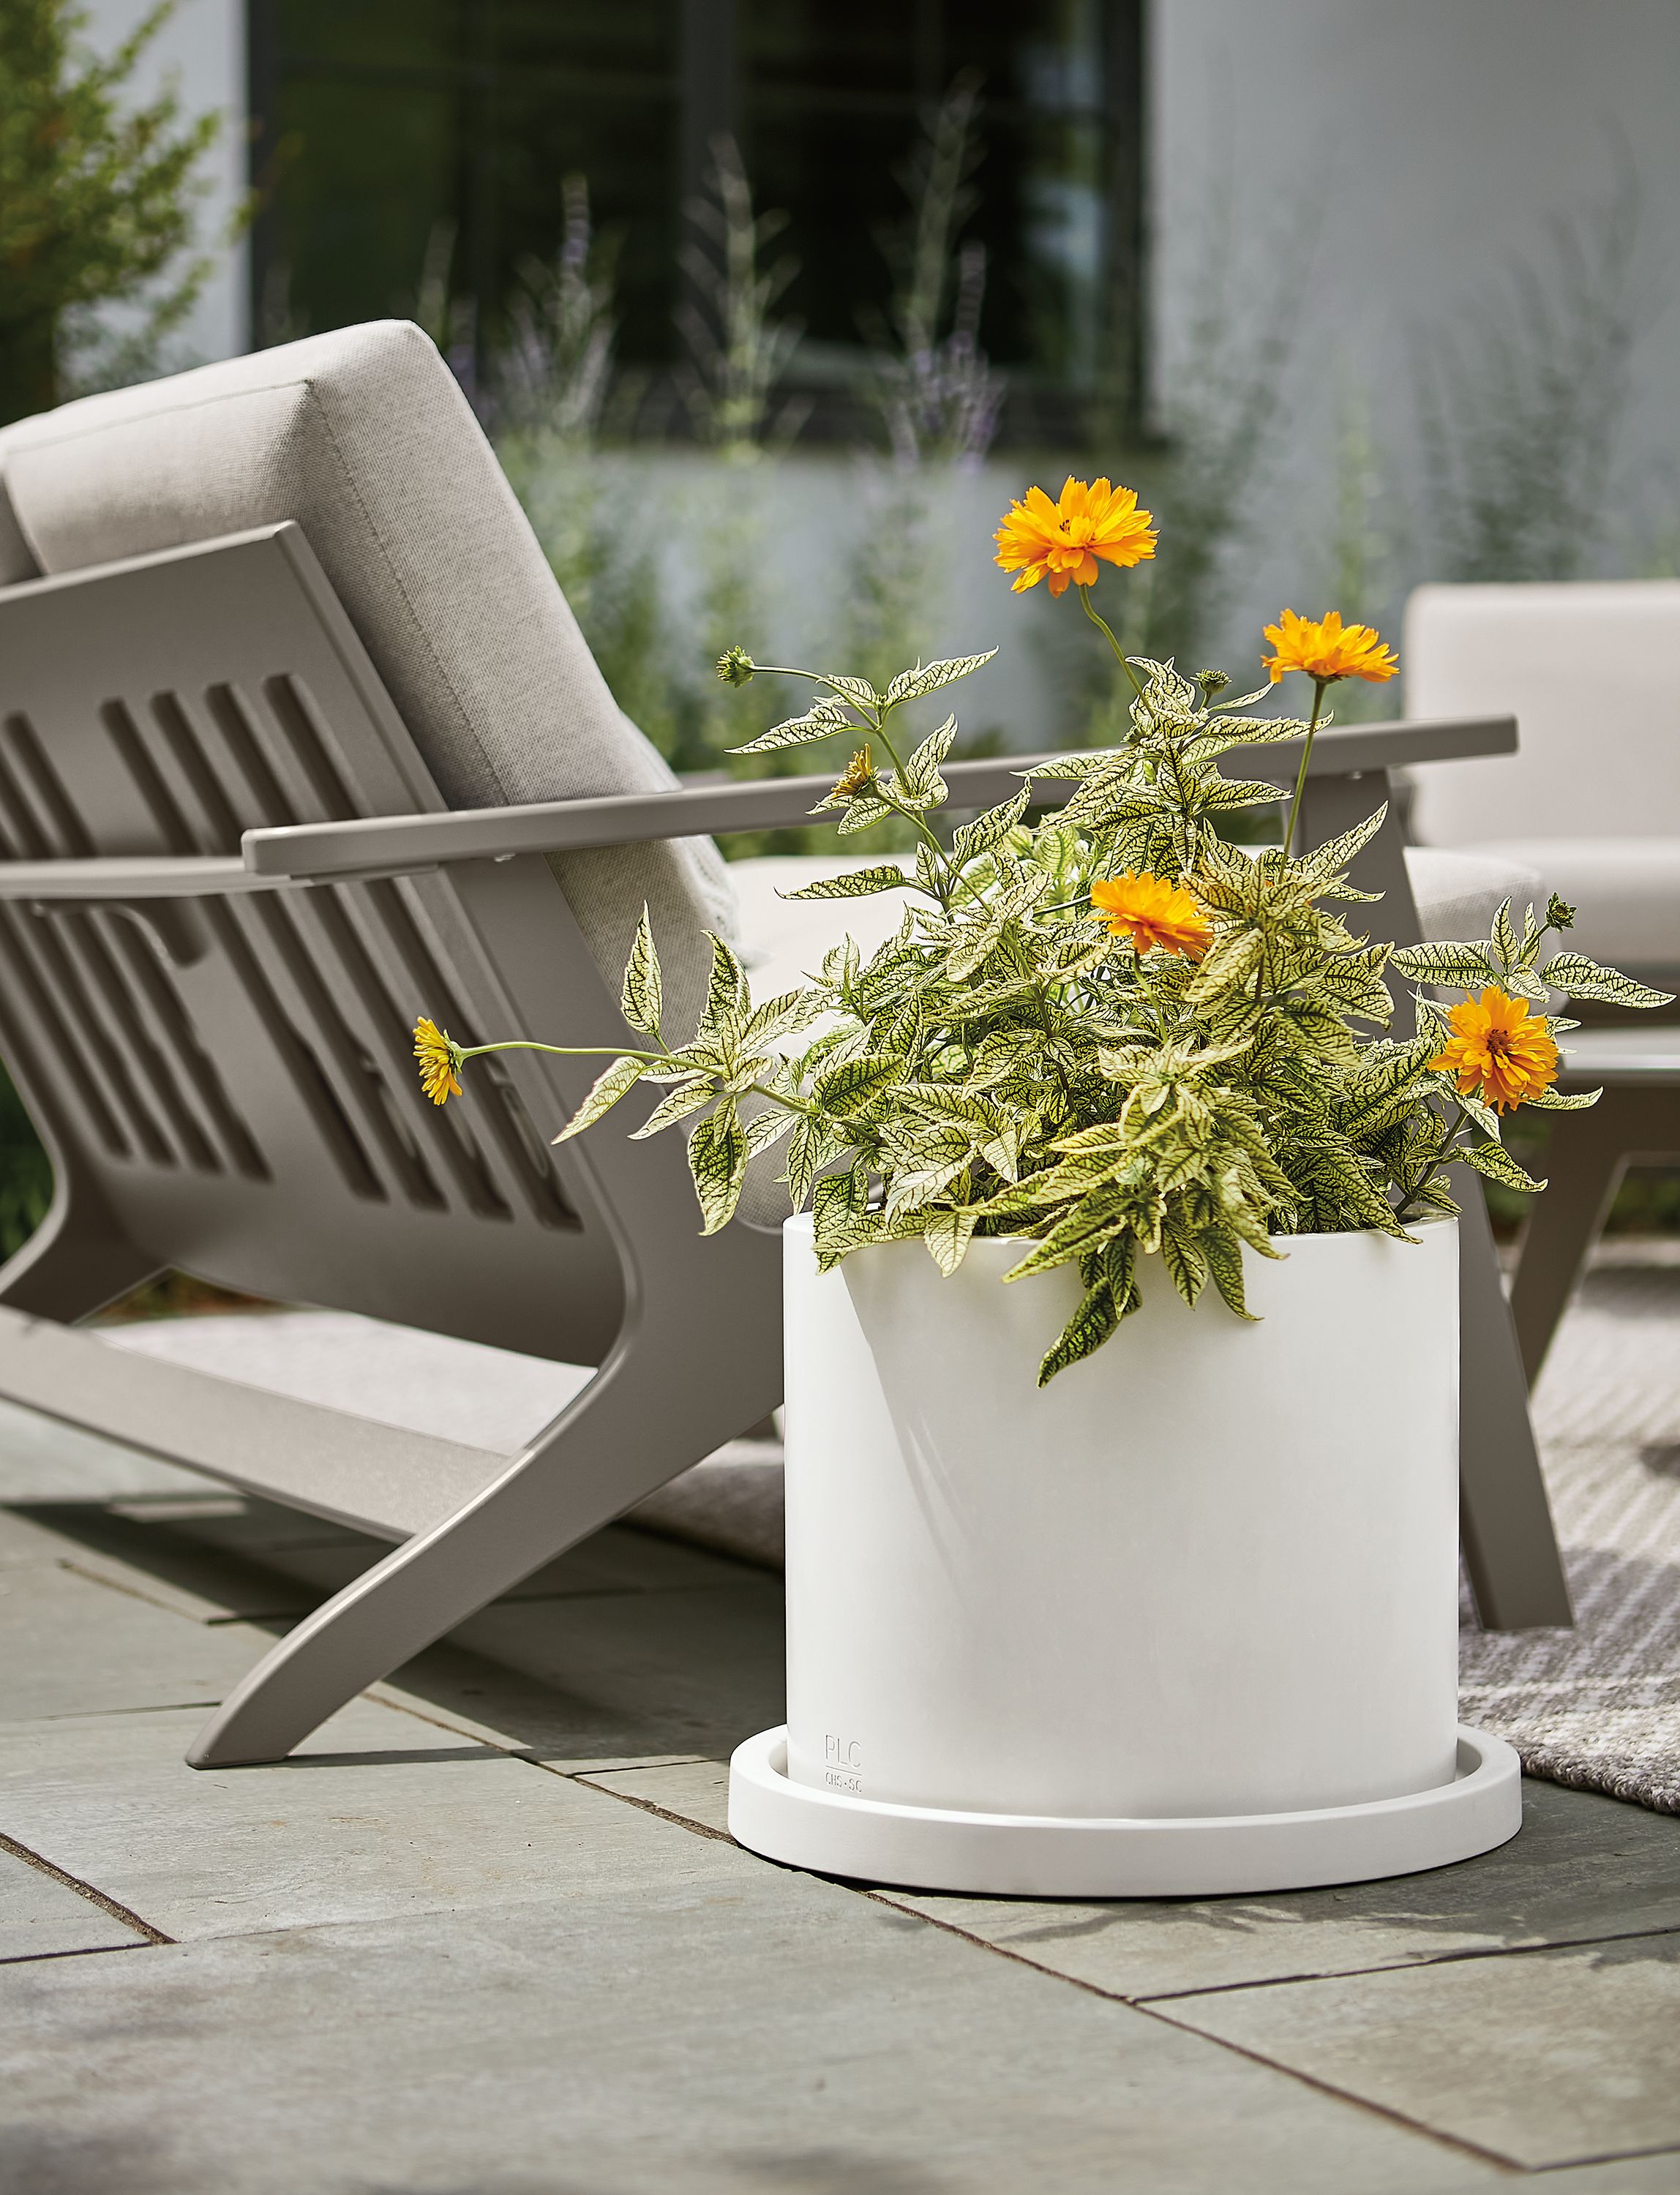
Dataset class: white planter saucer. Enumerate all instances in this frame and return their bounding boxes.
[729,1725,1523,1899]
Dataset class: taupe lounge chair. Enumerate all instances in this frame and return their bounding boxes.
[0,326,1569,1771]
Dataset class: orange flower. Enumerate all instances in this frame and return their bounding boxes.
[413,1016,462,1106]
[1091,872,1212,959]
[1430,987,1559,1114]
[994,476,1157,597]
[1262,609,1398,686]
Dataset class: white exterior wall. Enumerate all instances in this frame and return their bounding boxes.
[80,0,247,364]
[1150,1,1680,659]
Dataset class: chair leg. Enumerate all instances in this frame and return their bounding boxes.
[1510,1086,1680,1385]
[0,1185,160,1323]
[1294,775,1571,1625]
[187,1321,781,1768]
[1452,1169,1573,1629]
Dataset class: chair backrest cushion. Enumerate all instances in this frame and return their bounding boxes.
[1405,579,1680,843]
[0,321,735,1032]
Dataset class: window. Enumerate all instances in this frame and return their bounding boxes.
[247,0,1145,439]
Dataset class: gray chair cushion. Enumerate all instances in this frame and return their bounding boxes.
[0,320,735,1037]
[1442,838,1680,982]
[1403,844,1544,945]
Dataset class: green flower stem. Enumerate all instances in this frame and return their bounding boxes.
[1395,1096,1469,1224]
[1281,678,1331,860]
[457,1038,672,1068]
[738,660,975,912]
[455,1040,816,1122]
[744,1082,815,1118]
[1079,586,1148,699]
[740,662,866,701]
[865,713,975,911]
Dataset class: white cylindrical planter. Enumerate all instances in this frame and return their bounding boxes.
[729,1212,1523,1894]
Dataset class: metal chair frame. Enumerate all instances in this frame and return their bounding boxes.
[0,523,1568,1771]
[1509,1038,1680,1384]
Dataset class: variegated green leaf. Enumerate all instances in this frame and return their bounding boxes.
[1521,1084,1600,1111]
[898,713,957,805]
[1160,1216,1207,1306]
[629,1076,715,1138]
[1459,1137,1546,1195]
[781,865,913,901]
[783,1115,825,1208]
[952,789,1031,867]
[688,1100,748,1233]
[923,1207,978,1276]
[1542,953,1676,1008]
[1298,803,1387,881]
[697,931,749,1048]
[731,694,856,754]
[811,1051,904,1115]
[743,1104,798,1157]
[836,796,897,836]
[811,1168,876,1270]
[620,905,663,1035]
[551,1055,646,1144]
[819,673,881,709]
[885,651,997,704]
[1201,1229,1256,1320]
[1036,1276,1122,1385]
[1492,897,1518,969]
[1200,778,1288,812]
[1389,940,1499,988]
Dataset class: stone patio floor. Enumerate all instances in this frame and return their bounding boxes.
[2,1397,1679,2193]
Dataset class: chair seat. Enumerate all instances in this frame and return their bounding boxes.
[1558,1029,1680,1086]
[1441,838,1680,983]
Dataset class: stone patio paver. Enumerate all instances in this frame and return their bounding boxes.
[0,1847,150,1963]
[583,1760,1680,1994]
[0,1695,717,1944]
[0,1818,1511,2195]
[1160,1929,1680,2169]
[884,1779,1680,1996]
[0,1561,274,1719]
[1542,2160,1680,2191]
[450,1577,786,1760]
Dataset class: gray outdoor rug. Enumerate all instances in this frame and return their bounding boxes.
[97,1247,1680,1817]
[1458,1248,1680,1816]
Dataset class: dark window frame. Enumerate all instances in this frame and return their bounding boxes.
[244,0,1147,445]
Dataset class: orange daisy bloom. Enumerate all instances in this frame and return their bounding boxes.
[994,476,1158,597]
[1430,987,1559,1114]
[1262,609,1398,686]
[1091,872,1212,960]
[413,1016,463,1106]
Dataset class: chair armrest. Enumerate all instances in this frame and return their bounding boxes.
[239,715,1517,882]
[0,855,277,902]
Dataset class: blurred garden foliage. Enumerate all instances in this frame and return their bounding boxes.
[0,0,230,1254]
[0,0,225,425]
[0,1068,50,1259]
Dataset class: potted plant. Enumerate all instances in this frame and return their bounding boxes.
[415,479,1668,1896]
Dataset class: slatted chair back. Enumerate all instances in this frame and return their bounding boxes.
[0,522,719,1362]
[0,318,738,1057]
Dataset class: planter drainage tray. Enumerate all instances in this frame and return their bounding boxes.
[729,1725,1522,1898]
